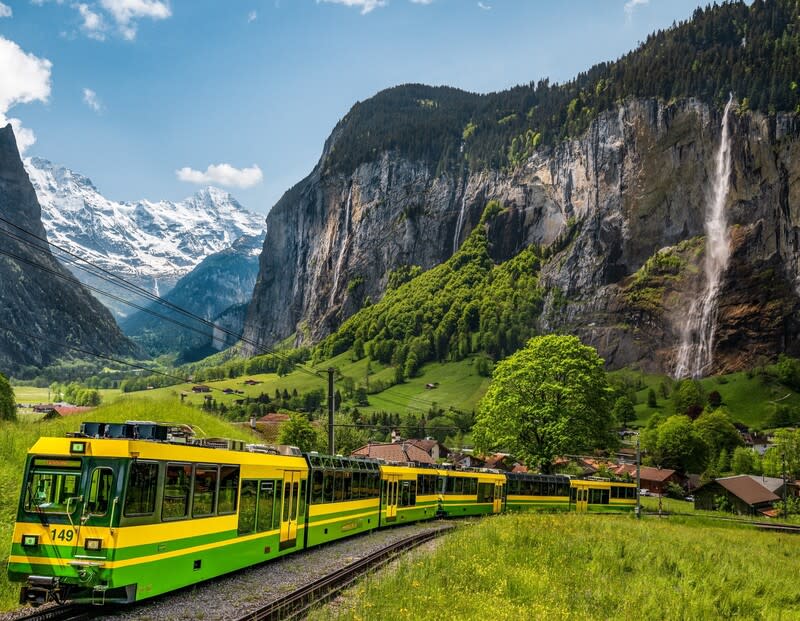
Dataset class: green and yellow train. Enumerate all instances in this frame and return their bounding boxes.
[8,421,636,607]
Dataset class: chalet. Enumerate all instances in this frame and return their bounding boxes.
[351,442,436,465]
[694,475,779,516]
[613,464,679,494]
[191,385,211,393]
[243,379,262,386]
[746,475,798,499]
[407,438,449,461]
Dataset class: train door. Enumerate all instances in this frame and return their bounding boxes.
[385,475,399,522]
[493,481,503,514]
[279,471,302,550]
[575,486,588,513]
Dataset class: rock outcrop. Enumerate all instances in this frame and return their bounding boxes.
[0,124,134,374]
[243,97,800,374]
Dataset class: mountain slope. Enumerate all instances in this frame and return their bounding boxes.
[0,125,135,375]
[121,233,264,359]
[243,0,800,376]
[25,157,265,318]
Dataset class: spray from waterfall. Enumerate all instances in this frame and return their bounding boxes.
[674,94,734,379]
[329,185,353,307]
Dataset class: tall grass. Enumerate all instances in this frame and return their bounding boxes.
[311,513,800,620]
[0,398,258,611]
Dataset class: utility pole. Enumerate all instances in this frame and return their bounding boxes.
[327,367,335,455]
[635,435,641,520]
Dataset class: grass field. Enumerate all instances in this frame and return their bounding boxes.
[0,398,259,612]
[310,512,800,620]
[611,369,800,429]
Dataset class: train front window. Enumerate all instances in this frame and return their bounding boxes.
[86,468,114,516]
[24,462,82,514]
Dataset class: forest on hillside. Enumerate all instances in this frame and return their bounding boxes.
[327,0,800,176]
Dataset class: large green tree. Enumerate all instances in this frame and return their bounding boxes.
[0,373,15,421]
[473,334,615,470]
[693,409,743,459]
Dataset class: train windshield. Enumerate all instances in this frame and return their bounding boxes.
[23,457,83,514]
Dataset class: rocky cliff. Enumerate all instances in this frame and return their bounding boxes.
[0,125,134,374]
[242,95,800,375]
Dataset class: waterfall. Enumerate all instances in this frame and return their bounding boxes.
[674,95,734,379]
[453,189,468,254]
[329,186,353,307]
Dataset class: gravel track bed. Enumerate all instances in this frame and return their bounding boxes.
[68,521,452,621]
[0,521,456,621]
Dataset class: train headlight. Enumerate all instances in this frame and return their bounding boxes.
[84,538,103,551]
[21,534,38,548]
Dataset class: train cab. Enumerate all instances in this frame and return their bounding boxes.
[378,464,440,526]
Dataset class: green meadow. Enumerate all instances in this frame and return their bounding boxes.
[0,399,258,612]
[310,512,800,620]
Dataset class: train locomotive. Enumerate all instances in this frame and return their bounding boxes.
[8,421,637,607]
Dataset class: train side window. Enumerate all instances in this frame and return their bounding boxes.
[410,480,417,506]
[192,464,218,517]
[343,471,352,501]
[86,467,114,516]
[218,466,240,515]
[312,470,324,504]
[334,471,344,502]
[298,479,307,518]
[257,480,275,531]
[238,480,258,535]
[124,461,159,516]
[323,470,334,503]
[289,482,299,520]
[162,463,192,520]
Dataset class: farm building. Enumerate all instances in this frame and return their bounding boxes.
[694,475,779,516]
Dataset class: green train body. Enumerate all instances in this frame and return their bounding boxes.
[8,423,636,607]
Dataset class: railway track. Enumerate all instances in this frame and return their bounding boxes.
[11,604,97,621]
[643,511,800,533]
[234,524,456,621]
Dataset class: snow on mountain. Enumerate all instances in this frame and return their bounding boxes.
[24,157,265,317]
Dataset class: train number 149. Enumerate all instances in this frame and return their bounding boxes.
[50,528,74,542]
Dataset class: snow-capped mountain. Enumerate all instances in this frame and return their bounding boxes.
[24,157,265,318]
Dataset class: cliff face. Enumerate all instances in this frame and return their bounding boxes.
[0,125,134,374]
[243,98,800,374]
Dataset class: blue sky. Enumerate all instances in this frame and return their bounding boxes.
[1,0,707,215]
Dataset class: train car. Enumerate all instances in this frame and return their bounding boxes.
[438,469,505,517]
[304,453,381,547]
[570,478,637,513]
[505,473,572,512]
[8,422,309,607]
[378,464,440,526]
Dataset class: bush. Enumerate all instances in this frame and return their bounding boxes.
[665,481,686,500]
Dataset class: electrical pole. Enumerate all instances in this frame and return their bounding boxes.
[327,367,335,455]
[635,435,641,520]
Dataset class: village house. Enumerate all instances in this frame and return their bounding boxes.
[191,385,211,393]
[351,442,436,465]
[406,438,449,462]
[613,464,680,495]
[694,475,780,516]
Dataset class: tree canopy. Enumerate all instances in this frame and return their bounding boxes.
[0,373,15,421]
[473,335,616,470]
[278,413,318,453]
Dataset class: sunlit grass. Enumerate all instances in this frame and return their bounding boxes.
[310,513,800,620]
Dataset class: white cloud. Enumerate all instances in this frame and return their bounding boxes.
[99,0,171,39]
[0,36,52,153]
[82,87,102,112]
[0,3,12,18]
[624,0,648,22]
[318,0,387,15]
[247,10,257,22]
[477,1,491,9]
[176,163,263,189]
[75,3,106,39]
[410,0,433,4]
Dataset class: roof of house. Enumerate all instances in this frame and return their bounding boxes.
[713,476,780,506]
[747,475,787,494]
[612,464,676,482]
[511,464,529,473]
[407,439,443,453]
[351,442,435,465]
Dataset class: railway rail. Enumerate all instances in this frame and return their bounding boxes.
[234,524,456,621]
[643,510,800,533]
[11,604,96,621]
